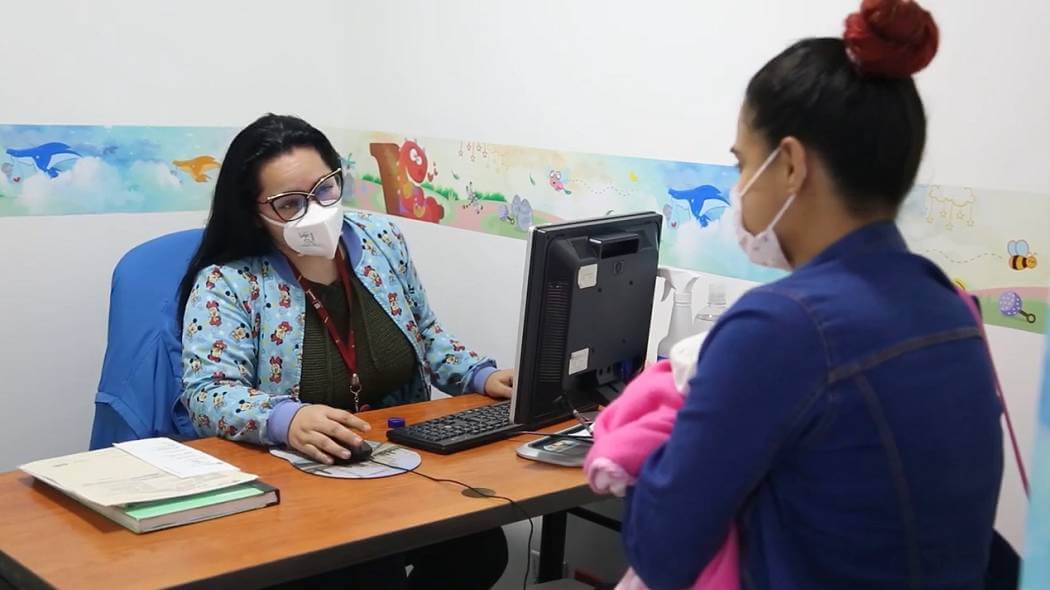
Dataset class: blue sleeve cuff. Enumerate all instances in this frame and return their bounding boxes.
[266,400,304,445]
[471,367,498,395]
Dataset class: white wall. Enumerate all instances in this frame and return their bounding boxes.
[0,0,1046,586]
[343,0,1050,193]
[0,1,346,128]
[0,0,348,471]
[0,211,203,466]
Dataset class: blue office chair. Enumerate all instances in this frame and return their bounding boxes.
[89,229,204,449]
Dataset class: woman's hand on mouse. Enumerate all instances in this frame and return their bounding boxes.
[484,369,515,399]
[288,404,372,465]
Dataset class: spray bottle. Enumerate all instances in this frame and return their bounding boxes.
[656,267,700,360]
[694,282,728,335]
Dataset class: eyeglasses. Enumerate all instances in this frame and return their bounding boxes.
[259,169,344,222]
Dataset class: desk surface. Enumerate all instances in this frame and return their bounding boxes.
[0,396,594,590]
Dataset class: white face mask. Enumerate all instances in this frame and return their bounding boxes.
[730,147,796,271]
[261,203,345,259]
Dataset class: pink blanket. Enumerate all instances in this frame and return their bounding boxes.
[584,360,739,590]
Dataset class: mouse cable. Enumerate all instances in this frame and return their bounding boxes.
[366,457,537,590]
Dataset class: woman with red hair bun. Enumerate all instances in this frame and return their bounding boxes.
[621,1,1008,588]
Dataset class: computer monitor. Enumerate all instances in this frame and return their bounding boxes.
[509,212,662,427]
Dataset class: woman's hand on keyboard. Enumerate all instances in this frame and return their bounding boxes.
[484,369,515,399]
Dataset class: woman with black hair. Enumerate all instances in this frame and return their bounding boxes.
[622,1,1004,589]
[178,114,510,589]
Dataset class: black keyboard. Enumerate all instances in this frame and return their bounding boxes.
[387,401,521,454]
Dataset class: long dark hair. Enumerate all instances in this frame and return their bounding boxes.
[744,0,939,216]
[176,114,342,322]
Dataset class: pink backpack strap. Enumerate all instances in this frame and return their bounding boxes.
[955,286,1030,498]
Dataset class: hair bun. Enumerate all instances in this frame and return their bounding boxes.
[844,0,939,78]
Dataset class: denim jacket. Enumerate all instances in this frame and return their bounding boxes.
[181,211,495,445]
[623,221,1003,590]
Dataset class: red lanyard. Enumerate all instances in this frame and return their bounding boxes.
[289,248,363,412]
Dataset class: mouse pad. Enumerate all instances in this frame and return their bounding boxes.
[269,441,422,479]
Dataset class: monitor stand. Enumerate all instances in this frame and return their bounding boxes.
[515,423,593,467]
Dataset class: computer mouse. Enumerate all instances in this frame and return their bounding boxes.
[333,441,373,466]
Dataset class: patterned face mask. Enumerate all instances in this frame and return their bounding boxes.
[730,147,796,271]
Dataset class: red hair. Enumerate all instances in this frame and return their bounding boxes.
[844,0,939,78]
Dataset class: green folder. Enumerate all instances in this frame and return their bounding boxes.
[124,482,272,519]
[72,481,280,533]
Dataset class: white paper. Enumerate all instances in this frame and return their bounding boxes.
[20,447,256,507]
[115,438,239,478]
[577,264,598,289]
[569,348,590,375]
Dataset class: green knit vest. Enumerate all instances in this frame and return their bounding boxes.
[297,271,417,410]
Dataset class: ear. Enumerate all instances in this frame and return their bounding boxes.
[779,136,808,196]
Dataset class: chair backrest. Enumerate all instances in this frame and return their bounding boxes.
[89,229,203,449]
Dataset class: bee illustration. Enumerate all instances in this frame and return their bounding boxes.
[1007,240,1037,270]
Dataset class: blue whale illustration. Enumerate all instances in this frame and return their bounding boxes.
[668,184,730,227]
[6,142,81,178]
